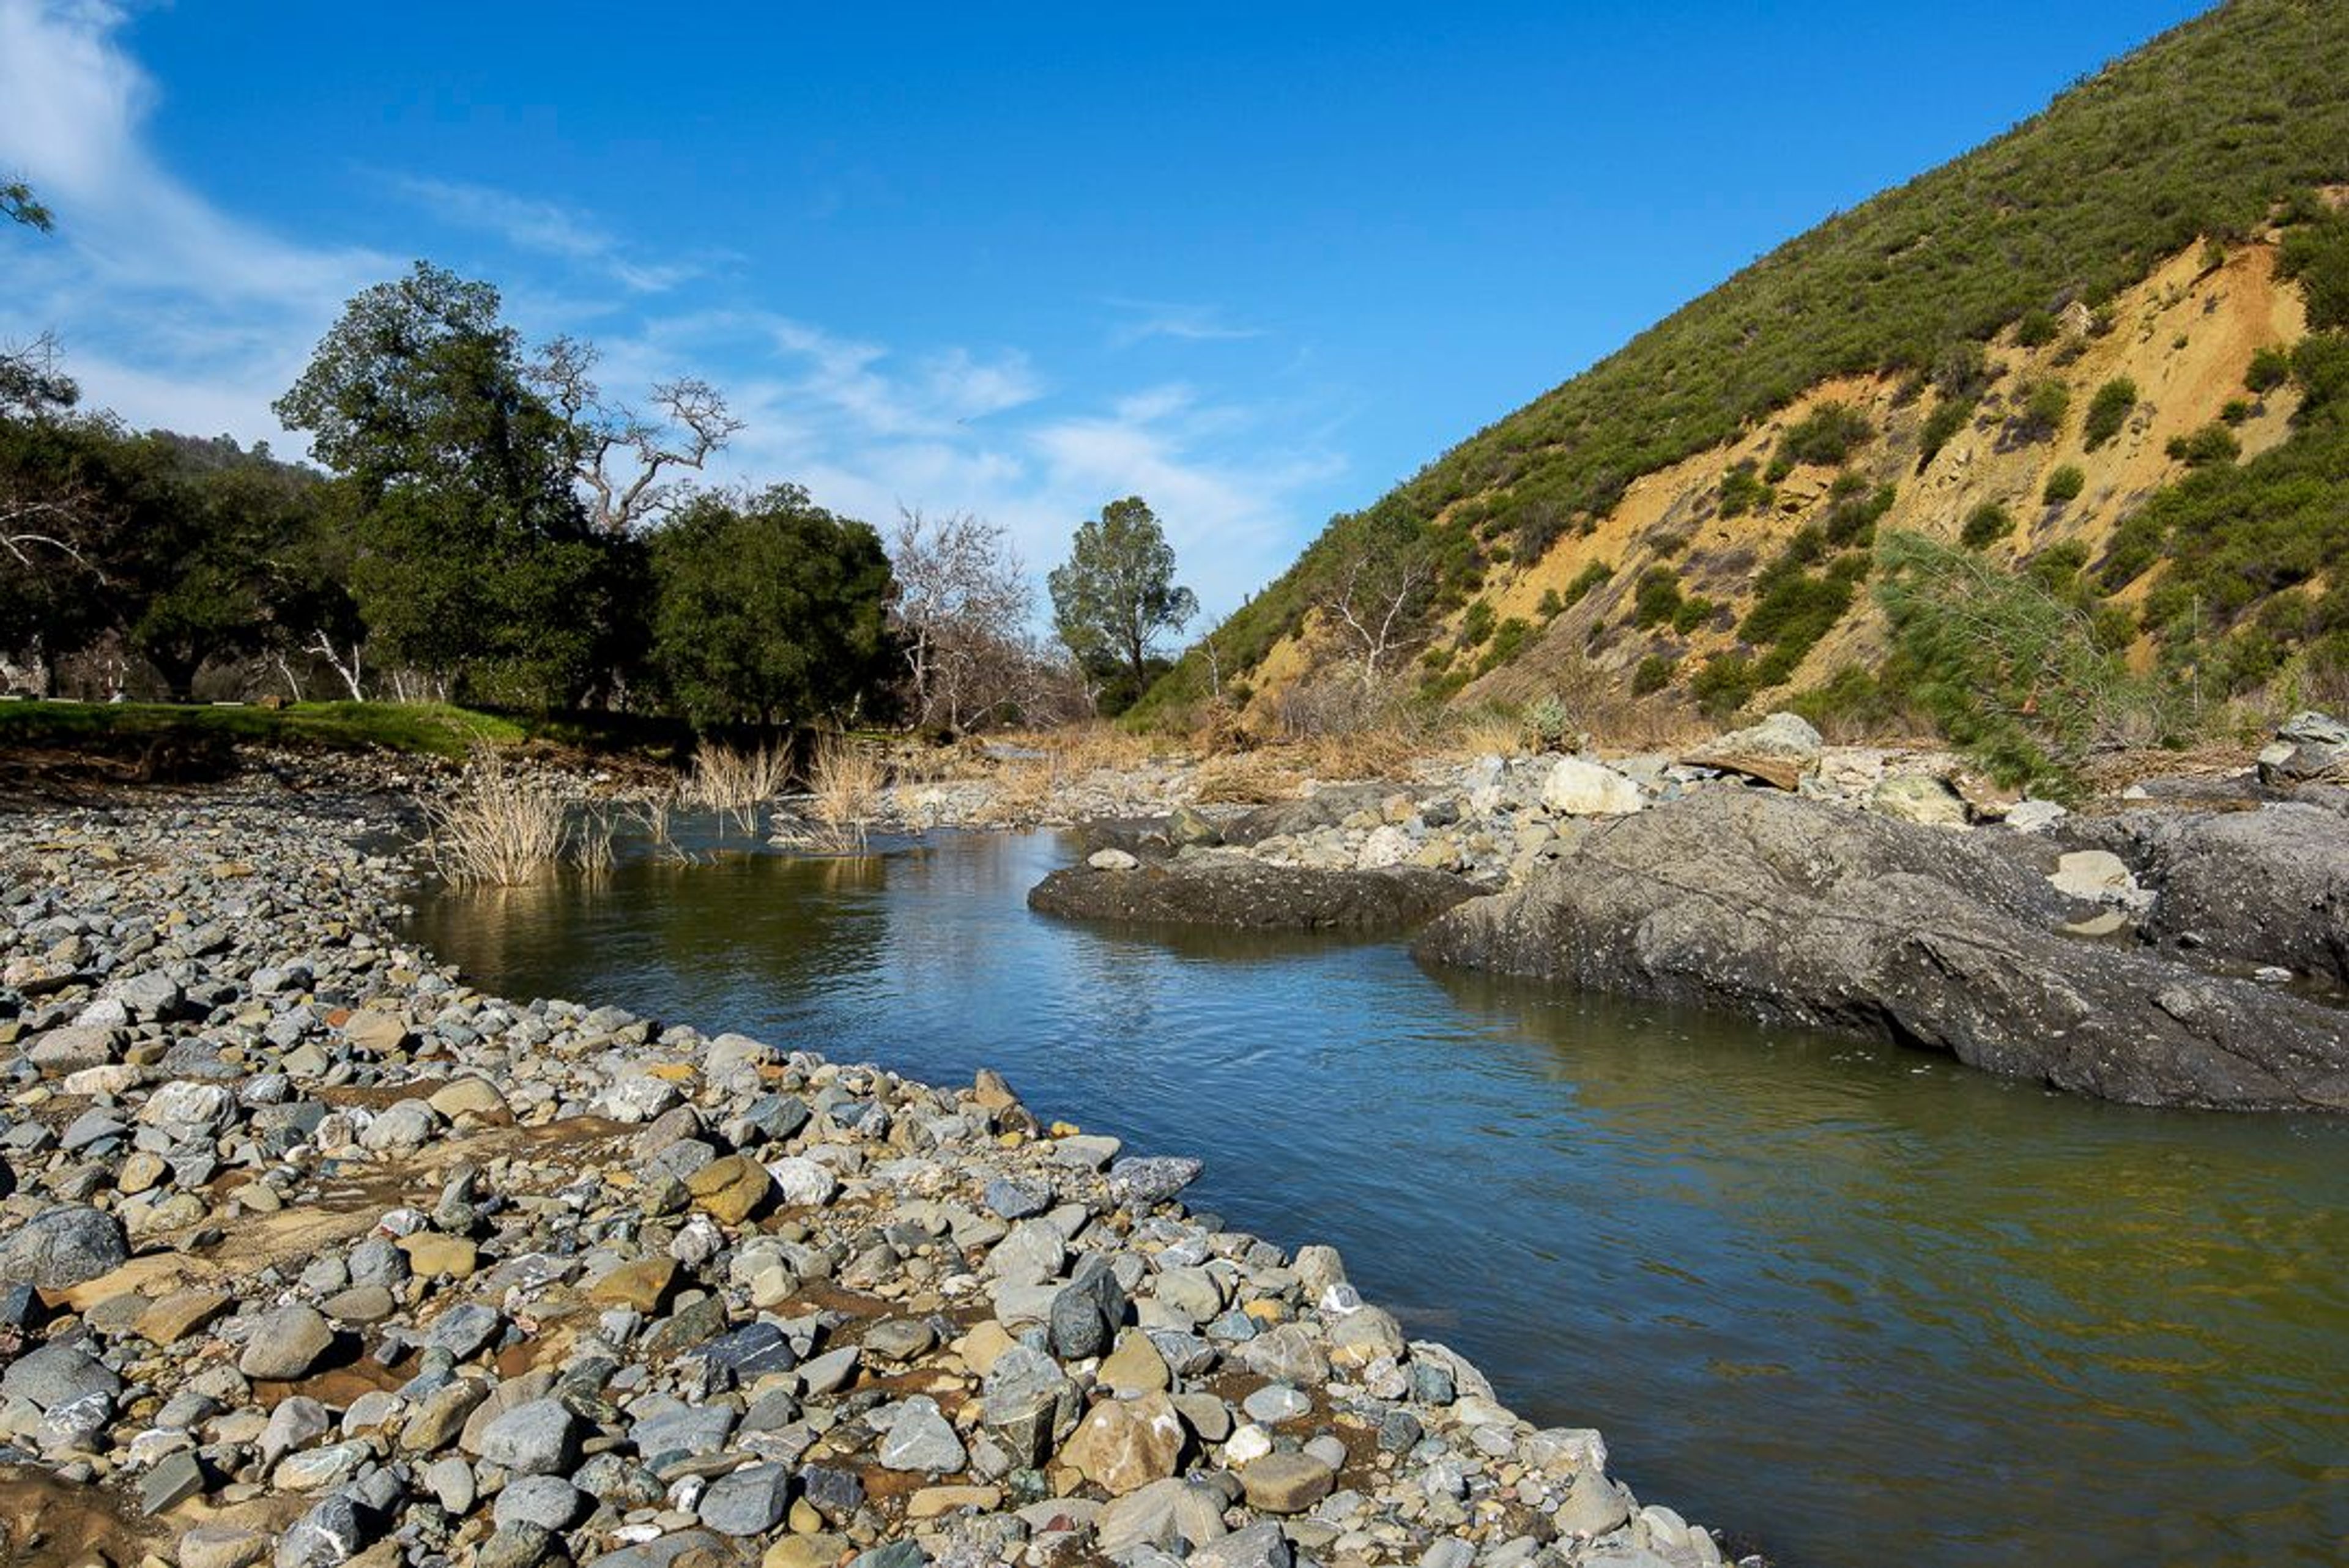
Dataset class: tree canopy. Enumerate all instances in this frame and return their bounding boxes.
[648,485,898,727]
[1048,496,1197,712]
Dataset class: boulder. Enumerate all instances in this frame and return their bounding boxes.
[1539,757,1643,816]
[1028,860,1475,933]
[1413,789,2349,1111]
[1056,1391,1184,1494]
[2258,710,2349,783]
[0,1205,128,1288]
[1869,774,1968,827]
[2112,805,2349,985]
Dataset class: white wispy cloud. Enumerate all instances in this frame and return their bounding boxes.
[390,174,704,294]
[0,0,386,434]
[1106,298,1266,347]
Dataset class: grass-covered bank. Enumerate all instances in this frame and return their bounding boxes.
[0,699,702,769]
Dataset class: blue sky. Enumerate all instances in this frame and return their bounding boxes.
[0,0,2209,616]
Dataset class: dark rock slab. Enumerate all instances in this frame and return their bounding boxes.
[1412,789,2349,1112]
[1029,860,1475,934]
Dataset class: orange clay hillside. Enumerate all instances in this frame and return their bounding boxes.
[1131,0,2349,749]
[1270,240,2306,722]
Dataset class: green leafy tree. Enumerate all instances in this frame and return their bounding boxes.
[1,179,51,232]
[1048,496,1198,710]
[648,485,897,727]
[275,262,622,706]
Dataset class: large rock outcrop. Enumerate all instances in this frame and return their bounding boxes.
[2085,804,2349,986]
[1411,788,2349,1111]
[1030,858,1475,933]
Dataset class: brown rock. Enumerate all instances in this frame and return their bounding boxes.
[133,1288,232,1346]
[589,1257,678,1313]
[1239,1451,1337,1514]
[427,1078,510,1120]
[686,1155,773,1225]
[1096,1329,1170,1395]
[762,1537,848,1568]
[907,1484,1003,1518]
[341,1009,409,1054]
[1057,1391,1184,1495]
[397,1233,478,1279]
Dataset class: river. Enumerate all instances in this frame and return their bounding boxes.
[406,826,2349,1567]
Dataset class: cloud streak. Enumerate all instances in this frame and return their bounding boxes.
[0,0,1343,623]
[391,174,705,294]
[0,0,387,435]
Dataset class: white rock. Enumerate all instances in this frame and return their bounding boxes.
[1540,757,1644,816]
[1088,849,1140,871]
[1356,826,1414,870]
[766,1156,839,1208]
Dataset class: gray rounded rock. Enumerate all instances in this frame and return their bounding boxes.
[0,1205,128,1289]
[493,1474,584,1532]
[477,1399,581,1476]
[237,1303,336,1381]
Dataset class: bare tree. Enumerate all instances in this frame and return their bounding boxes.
[1321,545,1434,692]
[891,507,1036,731]
[530,336,744,534]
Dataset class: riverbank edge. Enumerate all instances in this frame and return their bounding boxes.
[0,756,1754,1568]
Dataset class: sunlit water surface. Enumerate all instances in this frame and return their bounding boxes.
[407,827,2349,1568]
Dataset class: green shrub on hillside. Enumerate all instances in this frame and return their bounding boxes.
[2279,212,2349,331]
[1560,559,1614,608]
[2167,423,2242,465]
[1632,654,1677,696]
[1961,501,2015,549]
[1918,397,1976,467]
[2016,308,2060,347]
[1631,568,1684,629]
[1477,617,1535,676]
[2082,377,2139,450]
[2009,379,2071,444]
[1773,402,1875,473]
[1460,599,1497,646]
[1690,652,1762,717]
[2245,346,2291,393]
[2043,465,2087,505]
[1823,481,1898,547]
[1718,461,1775,517]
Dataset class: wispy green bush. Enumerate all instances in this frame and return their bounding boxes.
[2082,377,2139,450]
[1876,530,2168,791]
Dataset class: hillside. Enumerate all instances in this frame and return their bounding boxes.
[1135,0,2349,747]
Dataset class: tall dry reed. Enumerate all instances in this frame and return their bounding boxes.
[426,764,571,886]
[685,740,793,831]
[807,734,886,849]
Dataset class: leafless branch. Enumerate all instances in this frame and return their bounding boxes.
[530,336,745,534]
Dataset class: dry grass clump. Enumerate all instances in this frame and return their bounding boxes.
[685,740,792,829]
[807,734,887,849]
[1042,722,1159,775]
[1193,752,1306,805]
[426,763,571,886]
[1294,729,1419,781]
[990,759,1056,822]
[1449,710,1526,758]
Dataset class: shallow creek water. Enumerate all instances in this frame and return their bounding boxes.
[407,827,2349,1568]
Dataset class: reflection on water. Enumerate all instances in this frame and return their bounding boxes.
[407,827,2349,1568]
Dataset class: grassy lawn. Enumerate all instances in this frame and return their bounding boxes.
[0,700,686,763]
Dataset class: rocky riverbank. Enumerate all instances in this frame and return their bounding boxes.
[0,769,1743,1568]
[1015,714,2349,1112]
